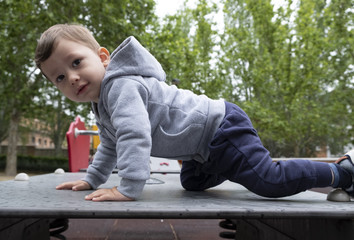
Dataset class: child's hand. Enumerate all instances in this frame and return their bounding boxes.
[56,180,91,191]
[85,187,133,201]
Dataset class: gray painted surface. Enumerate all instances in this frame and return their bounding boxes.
[0,173,353,219]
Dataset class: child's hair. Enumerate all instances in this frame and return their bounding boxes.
[35,23,100,69]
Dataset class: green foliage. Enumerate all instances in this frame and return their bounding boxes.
[144,7,196,87]
[221,0,353,157]
[0,0,43,122]
[144,0,226,99]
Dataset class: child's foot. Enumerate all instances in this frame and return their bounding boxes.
[335,149,354,196]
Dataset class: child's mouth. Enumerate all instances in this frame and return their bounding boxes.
[77,84,88,95]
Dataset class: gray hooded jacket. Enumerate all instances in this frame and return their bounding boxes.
[84,36,225,199]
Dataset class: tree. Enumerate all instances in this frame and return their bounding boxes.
[320,0,354,153]
[0,103,10,144]
[143,4,197,87]
[0,0,45,175]
[192,0,223,98]
[28,83,88,157]
[220,0,353,157]
[145,0,225,99]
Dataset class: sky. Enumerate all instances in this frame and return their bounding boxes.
[154,0,295,33]
[155,0,224,32]
[155,0,193,17]
[155,0,292,18]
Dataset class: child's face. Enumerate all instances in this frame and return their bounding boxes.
[41,38,110,103]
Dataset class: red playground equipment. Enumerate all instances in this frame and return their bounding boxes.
[66,117,93,172]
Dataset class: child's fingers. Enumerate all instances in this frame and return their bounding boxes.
[56,182,74,190]
[72,182,90,191]
[85,189,115,201]
[91,195,107,202]
[56,180,90,191]
[85,189,106,201]
[85,188,133,201]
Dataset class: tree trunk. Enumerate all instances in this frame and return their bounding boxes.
[294,144,300,158]
[54,97,63,157]
[5,110,20,176]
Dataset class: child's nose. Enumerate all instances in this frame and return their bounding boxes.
[71,79,78,86]
[68,73,79,85]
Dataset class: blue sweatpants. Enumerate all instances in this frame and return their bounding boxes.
[180,101,332,197]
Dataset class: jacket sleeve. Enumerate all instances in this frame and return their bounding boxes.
[105,78,151,199]
[83,123,118,189]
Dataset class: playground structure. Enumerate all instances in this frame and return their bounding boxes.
[66,116,91,172]
[66,116,181,174]
[1,171,354,239]
[0,117,353,239]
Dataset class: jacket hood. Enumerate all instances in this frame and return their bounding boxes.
[104,36,166,82]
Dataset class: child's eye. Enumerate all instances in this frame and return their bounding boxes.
[56,75,65,83]
[73,59,81,67]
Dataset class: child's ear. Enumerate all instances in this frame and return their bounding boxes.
[98,47,110,67]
